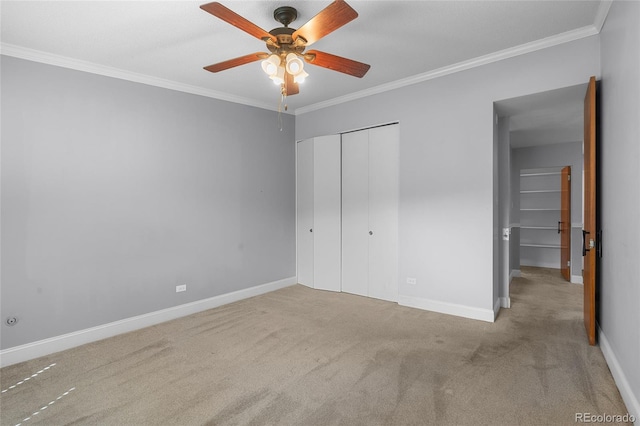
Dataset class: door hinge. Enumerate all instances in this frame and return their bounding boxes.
[567,261,571,267]
[568,174,571,181]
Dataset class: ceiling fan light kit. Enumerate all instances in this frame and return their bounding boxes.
[200,0,370,97]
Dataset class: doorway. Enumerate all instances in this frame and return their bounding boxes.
[494,83,588,310]
[518,165,571,279]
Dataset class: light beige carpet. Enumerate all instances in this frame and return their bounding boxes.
[0,267,632,425]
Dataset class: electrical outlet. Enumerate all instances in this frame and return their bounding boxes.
[406,277,417,285]
[176,285,187,293]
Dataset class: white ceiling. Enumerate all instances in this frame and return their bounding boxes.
[1,1,607,115]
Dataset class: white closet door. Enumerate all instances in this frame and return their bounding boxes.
[368,125,399,302]
[313,135,342,292]
[296,139,314,288]
[341,131,369,297]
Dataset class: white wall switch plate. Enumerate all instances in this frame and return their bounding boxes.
[406,277,417,285]
[176,285,187,293]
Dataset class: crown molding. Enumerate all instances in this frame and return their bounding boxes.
[594,0,613,32]
[0,43,282,113]
[294,25,600,115]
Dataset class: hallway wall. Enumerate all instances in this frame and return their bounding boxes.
[598,0,640,419]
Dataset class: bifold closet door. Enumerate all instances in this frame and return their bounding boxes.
[368,125,399,301]
[312,135,341,292]
[296,136,341,291]
[296,139,314,288]
[342,125,399,302]
[342,131,370,297]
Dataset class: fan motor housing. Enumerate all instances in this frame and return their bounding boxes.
[267,27,306,55]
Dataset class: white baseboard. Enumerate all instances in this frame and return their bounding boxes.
[398,295,495,323]
[571,275,584,284]
[493,298,502,319]
[598,326,640,424]
[510,269,521,282]
[0,277,297,368]
[500,297,511,309]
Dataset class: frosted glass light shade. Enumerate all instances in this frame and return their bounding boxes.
[261,55,280,76]
[294,70,309,83]
[285,53,304,75]
[270,66,285,85]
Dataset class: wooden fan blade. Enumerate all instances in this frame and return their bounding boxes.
[204,52,266,73]
[305,50,370,78]
[292,0,358,46]
[200,2,277,42]
[284,71,299,96]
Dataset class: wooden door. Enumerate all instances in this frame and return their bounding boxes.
[341,130,369,297]
[296,139,314,288]
[560,166,571,281]
[583,76,597,345]
[313,135,342,292]
[368,125,399,302]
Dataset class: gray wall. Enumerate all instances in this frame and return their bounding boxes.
[599,0,640,417]
[512,142,584,276]
[1,57,296,349]
[296,36,600,314]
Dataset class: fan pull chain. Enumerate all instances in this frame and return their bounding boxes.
[278,85,288,131]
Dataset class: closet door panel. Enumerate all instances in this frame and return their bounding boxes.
[341,131,369,297]
[313,135,342,292]
[368,125,399,302]
[296,139,314,287]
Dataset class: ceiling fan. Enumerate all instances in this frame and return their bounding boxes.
[200,0,371,96]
